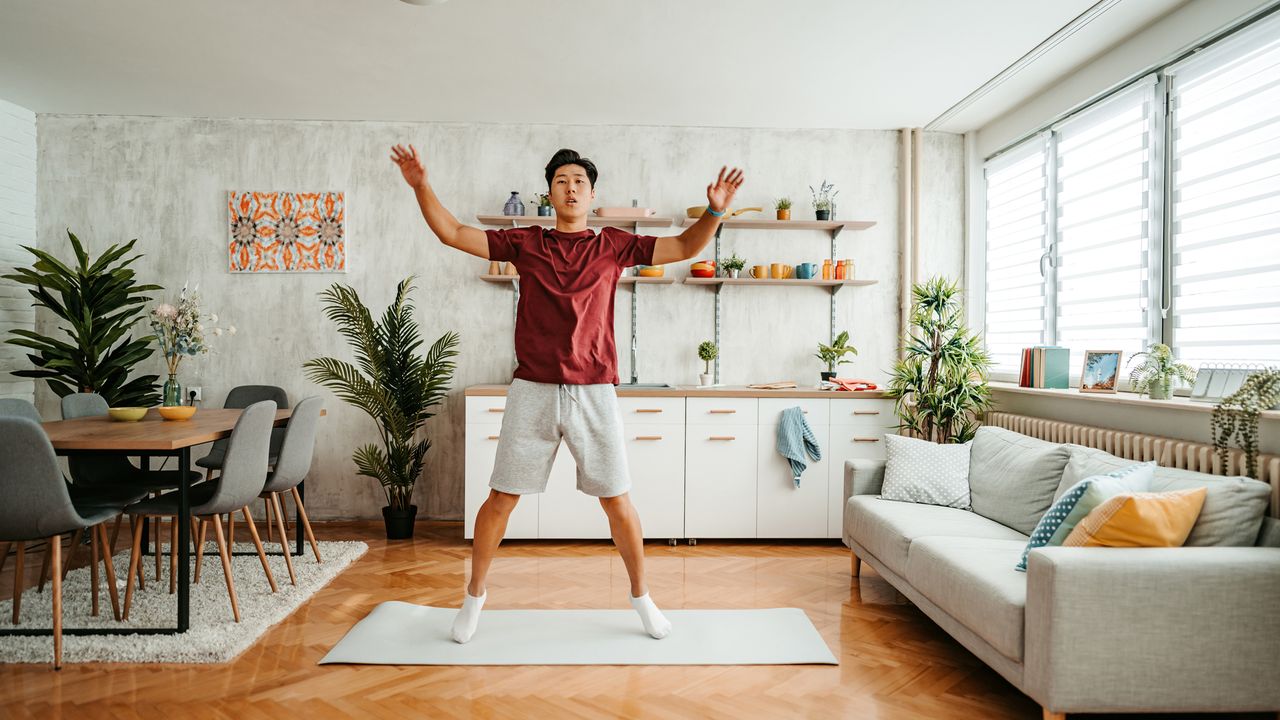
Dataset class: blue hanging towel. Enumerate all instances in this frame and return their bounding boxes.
[776,406,822,487]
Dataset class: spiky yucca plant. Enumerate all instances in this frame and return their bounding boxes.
[3,230,162,406]
[303,277,459,511]
[885,276,993,444]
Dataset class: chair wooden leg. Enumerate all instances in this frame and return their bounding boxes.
[270,493,296,585]
[96,524,121,621]
[227,512,236,548]
[291,487,321,563]
[38,539,52,593]
[169,517,178,595]
[123,515,145,621]
[60,528,83,582]
[154,516,163,583]
[851,551,861,578]
[194,519,208,584]
[50,533,62,670]
[89,527,100,617]
[0,541,9,577]
[1043,711,1066,720]
[108,514,123,556]
[12,540,24,624]
[264,497,274,544]
[241,506,277,593]
[211,514,240,623]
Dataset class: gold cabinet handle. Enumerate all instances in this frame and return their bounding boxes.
[853,410,880,415]
[708,409,737,414]
[635,435,663,441]
[709,435,736,441]
[635,408,664,413]
[488,408,505,413]
[852,437,880,443]
[487,435,500,440]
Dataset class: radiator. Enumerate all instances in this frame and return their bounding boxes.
[986,411,1280,517]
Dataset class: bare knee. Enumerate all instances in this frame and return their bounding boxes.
[485,489,521,514]
[598,492,633,515]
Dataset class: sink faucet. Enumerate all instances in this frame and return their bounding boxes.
[630,327,638,385]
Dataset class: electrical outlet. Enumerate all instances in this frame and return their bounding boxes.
[190,386,202,402]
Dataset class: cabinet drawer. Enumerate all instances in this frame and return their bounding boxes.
[686,397,758,425]
[686,424,757,538]
[828,399,895,426]
[828,425,895,457]
[617,396,685,425]
[465,395,509,421]
[759,398,828,426]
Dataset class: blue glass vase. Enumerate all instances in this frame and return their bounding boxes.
[163,373,183,407]
[503,191,525,216]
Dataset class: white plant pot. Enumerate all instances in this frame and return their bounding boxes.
[699,372,713,387]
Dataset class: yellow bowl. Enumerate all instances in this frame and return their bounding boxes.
[108,407,148,422]
[157,405,197,422]
[637,265,665,277]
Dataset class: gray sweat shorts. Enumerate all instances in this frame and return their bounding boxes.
[488,378,632,498]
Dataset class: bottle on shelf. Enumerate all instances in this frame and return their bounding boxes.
[835,260,846,280]
[822,259,833,280]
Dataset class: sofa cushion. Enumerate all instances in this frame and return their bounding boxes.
[1061,445,1271,546]
[881,434,973,509]
[845,495,1028,577]
[905,536,1029,662]
[1064,487,1208,548]
[968,426,1072,535]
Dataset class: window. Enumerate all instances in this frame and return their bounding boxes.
[1168,18,1280,367]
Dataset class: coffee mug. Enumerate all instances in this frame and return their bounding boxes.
[796,262,817,279]
[770,263,793,279]
[749,265,768,279]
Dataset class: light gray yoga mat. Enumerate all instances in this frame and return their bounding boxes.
[320,601,838,666]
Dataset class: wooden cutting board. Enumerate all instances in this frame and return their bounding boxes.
[746,381,798,389]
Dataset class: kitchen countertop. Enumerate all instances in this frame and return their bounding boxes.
[464,384,887,399]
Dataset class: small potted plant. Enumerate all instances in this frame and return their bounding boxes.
[697,340,718,386]
[810,180,838,221]
[1127,342,1196,399]
[1212,369,1280,479]
[532,193,552,217]
[815,330,857,382]
[722,253,746,278]
[775,197,792,221]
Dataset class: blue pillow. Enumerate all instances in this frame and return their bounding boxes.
[1016,462,1155,572]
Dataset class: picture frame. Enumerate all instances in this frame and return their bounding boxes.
[1080,350,1123,393]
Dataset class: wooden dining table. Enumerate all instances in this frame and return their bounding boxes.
[25,406,313,635]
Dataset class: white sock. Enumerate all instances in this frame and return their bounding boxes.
[451,589,486,644]
[629,592,671,639]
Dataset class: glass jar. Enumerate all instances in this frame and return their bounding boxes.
[822,259,833,280]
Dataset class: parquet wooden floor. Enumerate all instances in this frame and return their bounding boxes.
[0,522,1271,720]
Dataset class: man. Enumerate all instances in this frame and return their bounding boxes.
[391,144,744,643]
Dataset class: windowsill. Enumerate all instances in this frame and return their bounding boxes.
[988,381,1280,420]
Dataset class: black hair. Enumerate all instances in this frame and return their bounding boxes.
[545,148,598,188]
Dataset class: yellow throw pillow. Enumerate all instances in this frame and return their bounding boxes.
[1062,487,1208,548]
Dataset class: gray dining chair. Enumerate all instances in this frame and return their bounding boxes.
[0,417,127,669]
[256,395,324,585]
[122,400,279,623]
[195,385,288,474]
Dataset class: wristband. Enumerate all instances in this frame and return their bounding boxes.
[705,206,725,217]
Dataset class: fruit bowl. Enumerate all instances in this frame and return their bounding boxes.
[157,405,197,422]
[108,407,148,422]
[636,265,665,277]
[690,260,716,278]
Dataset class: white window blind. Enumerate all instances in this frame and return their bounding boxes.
[1169,15,1280,367]
[984,138,1049,374]
[1053,83,1154,367]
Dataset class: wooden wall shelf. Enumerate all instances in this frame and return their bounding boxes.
[477,214,675,229]
[479,274,675,285]
[683,277,877,288]
[679,217,876,232]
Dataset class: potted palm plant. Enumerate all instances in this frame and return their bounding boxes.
[303,276,459,539]
[1211,369,1280,480]
[815,331,858,382]
[885,276,993,443]
[1127,343,1196,399]
[697,341,718,386]
[3,230,162,406]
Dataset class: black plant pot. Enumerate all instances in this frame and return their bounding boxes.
[537,206,553,216]
[821,371,836,382]
[815,209,831,221]
[382,504,418,539]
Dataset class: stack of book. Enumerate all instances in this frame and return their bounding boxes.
[1019,346,1070,389]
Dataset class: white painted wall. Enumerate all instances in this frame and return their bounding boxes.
[34,115,964,519]
[0,98,36,403]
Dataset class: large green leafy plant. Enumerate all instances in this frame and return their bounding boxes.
[3,230,162,406]
[303,277,459,511]
[885,276,993,443]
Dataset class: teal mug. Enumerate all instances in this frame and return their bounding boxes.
[796,262,818,279]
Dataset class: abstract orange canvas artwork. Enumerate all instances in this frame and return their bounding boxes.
[228,191,346,273]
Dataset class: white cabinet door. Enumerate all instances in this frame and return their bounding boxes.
[464,424,538,539]
[685,423,758,538]
[826,423,896,538]
[757,418,830,539]
[537,443,612,539]
[625,423,685,539]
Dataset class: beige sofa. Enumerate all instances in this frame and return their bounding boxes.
[841,426,1280,719]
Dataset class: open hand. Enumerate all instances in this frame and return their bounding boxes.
[391,144,427,189]
[707,166,745,213]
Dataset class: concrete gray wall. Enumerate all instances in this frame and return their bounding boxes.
[0,98,36,402]
[31,115,964,519]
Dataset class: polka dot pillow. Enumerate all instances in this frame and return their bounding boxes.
[881,434,973,510]
[1016,461,1156,572]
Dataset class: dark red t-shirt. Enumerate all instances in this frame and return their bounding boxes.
[486,225,658,385]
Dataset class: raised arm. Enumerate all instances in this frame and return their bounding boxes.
[391,144,491,259]
[651,166,745,266]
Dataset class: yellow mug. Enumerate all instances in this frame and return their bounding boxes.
[749,265,768,279]
[770,263,793,279]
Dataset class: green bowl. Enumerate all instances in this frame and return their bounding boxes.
[108,407,148,422]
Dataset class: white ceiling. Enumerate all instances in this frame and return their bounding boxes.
[0,0,1184,131]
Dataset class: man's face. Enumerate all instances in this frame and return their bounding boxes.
[549,164,595,219]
